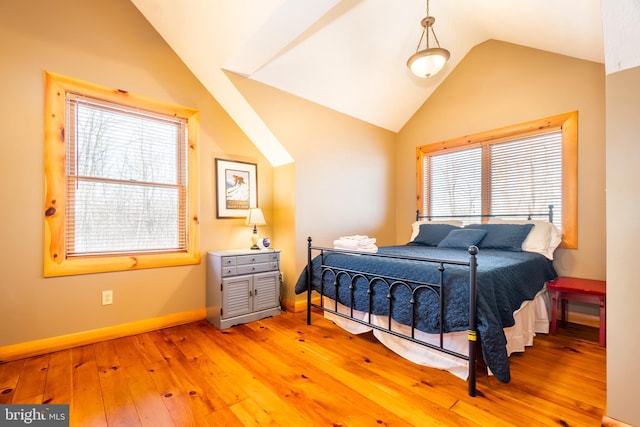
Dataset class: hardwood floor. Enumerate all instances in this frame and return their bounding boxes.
[0,310,606,426]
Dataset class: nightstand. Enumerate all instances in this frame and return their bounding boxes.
[547,277,606,347]
[206,249,281,329]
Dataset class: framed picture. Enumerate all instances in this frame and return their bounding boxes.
[215,158,258,218]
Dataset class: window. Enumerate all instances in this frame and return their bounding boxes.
[44,72,200,276]
[416,112,577,248]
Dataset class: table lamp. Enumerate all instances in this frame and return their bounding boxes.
[245,208,266,250]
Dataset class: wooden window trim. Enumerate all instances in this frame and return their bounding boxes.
[44,71,200,277]
[416,111,578,248]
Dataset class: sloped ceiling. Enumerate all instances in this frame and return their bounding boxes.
[130,0,605,166]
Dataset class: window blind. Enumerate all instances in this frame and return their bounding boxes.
[426,147,482,218]
[65,94,188,256]
[423,130,562,227]
[489,131,562,221]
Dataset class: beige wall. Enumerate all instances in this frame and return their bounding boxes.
[0,0,274,346]
[398,40,607,283]
[227,74,398,307]
[606,65,640,426]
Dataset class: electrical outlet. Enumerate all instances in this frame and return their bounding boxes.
[102,290,113,306]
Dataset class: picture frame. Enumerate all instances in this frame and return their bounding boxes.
[215,158,258,218]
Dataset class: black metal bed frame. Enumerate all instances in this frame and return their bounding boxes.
[305,206,554,397]
[416,205,554,223]
[306,239,480,396]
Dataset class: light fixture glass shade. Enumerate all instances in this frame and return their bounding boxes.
[407,47,450,78]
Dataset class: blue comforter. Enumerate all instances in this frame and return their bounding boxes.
[294,245,557,383]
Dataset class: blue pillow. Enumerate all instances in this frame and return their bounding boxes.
[437,229,487,249]
[465,223,535,251]
[409,223,460,246]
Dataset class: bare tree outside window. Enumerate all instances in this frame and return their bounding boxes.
[67,99,186,255]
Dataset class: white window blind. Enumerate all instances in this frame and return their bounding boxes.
[489,132,562,219]
[65,94,188,256]
[423,131,562,227]
[426,147,482,219]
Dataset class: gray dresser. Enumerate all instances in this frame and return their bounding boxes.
[206,249,281,329]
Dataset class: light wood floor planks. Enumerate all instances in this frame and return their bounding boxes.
[0,310,606,426]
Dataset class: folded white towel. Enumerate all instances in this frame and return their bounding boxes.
[358,237,376,246]
[333,234,378,253]
[339,235,371,241]
[333,238,376,249]
[335,237,376,246]
[333,239,360,250]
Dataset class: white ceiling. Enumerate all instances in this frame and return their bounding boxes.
[130,0,605,165]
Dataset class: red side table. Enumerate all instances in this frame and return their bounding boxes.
[547,277,606,347]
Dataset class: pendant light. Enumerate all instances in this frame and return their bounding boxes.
[407,0,450,78]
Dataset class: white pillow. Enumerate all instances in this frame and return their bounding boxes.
[488,218,562,259]
[410,220,463,242]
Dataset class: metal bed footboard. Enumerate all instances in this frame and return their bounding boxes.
[305,237,479,397]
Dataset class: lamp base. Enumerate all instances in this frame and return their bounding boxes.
[250,231,260,250]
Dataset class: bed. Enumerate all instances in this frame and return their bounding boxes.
[294,210,561,396]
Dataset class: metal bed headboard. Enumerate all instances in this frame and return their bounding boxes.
[416,205,554,223]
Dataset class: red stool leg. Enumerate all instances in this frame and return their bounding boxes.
[561,297,568,326]
[599,296,606,347]
[550,290,558,335]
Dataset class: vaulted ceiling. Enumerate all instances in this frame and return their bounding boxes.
[130,0,605,165]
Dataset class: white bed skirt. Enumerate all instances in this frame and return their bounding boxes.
[322,286,551,380]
